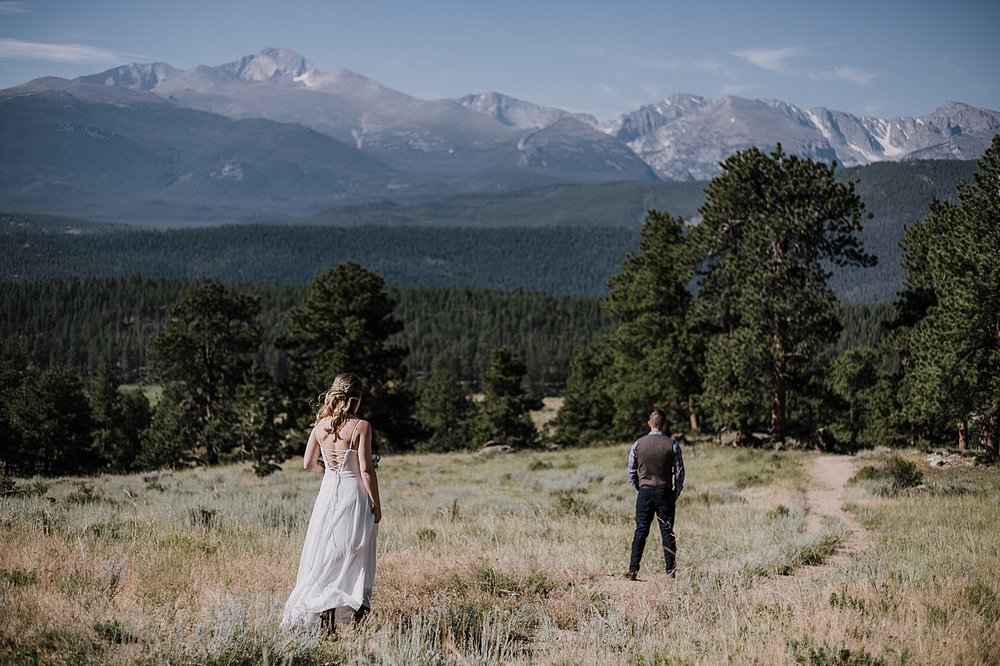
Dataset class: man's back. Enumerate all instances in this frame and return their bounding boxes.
[633,433,675,490]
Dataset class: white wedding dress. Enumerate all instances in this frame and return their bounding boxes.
[281,420,377,629]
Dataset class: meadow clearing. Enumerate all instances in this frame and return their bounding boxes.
[1,438,998,665]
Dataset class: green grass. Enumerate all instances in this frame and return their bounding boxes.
[1,445,998,664]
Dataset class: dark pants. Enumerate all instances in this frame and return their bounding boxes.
[629,487,676,573]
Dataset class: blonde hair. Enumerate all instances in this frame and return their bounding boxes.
[313,373,363,435]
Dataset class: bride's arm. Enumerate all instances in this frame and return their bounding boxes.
[358,421,382,523]
[302,426,324,473]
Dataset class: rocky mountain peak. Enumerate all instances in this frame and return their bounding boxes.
[12,49,1000,187]
[219,48,316,83]
[455,91,596,129]
[75,62,180,91]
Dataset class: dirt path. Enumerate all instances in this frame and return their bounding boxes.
[804,454,870,566]
[585,454,870,616]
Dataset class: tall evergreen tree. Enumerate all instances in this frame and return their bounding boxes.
[147,282,261,465]
[0,343,28,473]
[232,364,289,476]
[828,346,880,448]
[693,145,875,440]
[479,347,538,448]
[895,135,1000,453]
[414,369,474,452]
[85,364,151,472]
[551,339,615,446]
[602,210,700,433]
[7,366,96,476]
[282,262,414,451]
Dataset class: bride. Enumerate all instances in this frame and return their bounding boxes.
[281,373,381,630]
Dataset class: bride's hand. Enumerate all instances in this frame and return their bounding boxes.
[373,505,382,524]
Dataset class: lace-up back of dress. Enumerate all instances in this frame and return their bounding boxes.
[319,420,361,473]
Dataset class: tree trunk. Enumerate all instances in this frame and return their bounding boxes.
[957,418,968,451]
[979,414,999,457]
[688,397,700,435]
[770,314,786,442]
[770,235,788,443]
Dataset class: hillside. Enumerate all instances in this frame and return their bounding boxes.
[0,82,441,225]
[301,180,707,227]
[1,159,975,302]
[1,222,635,296]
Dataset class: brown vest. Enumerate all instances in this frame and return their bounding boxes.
[634,433,675,489]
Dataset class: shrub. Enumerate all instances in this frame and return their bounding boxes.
[66,482,104,504]
[0,568,39,586]
[789,637,887,665]
[852,455,923,496]
[93,619,137,644]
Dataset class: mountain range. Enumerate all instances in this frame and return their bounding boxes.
[1,47,998,225]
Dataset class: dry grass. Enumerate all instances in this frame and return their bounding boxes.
[1,444,998,664]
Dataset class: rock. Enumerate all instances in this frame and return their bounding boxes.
[718,430,741,447]
[479,443,516,455]
[811,428,837,452]
[926,451,976,468]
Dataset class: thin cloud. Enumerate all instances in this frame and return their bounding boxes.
[719,83,753,97]
[0,39,129,64]
[689,57,732,76]
[863,100,886,116]
[598,83,617,98]
[637,83,662,100]
[732,46,809,73]
[934,56,964,77]
[568,46,736,78]
[809,66,880,86]
[0,2,31,14]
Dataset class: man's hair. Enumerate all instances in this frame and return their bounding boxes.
[649,409,669,432]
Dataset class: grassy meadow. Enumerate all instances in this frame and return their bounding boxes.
[1,442,998,665]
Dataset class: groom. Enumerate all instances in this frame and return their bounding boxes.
[626,409,685,579]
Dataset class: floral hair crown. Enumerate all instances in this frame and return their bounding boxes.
[329,374,360,396]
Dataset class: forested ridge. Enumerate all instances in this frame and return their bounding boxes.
[0,277,610,390]
[0,276,894,391]
[1,222,635,296]
[1,158,976,302]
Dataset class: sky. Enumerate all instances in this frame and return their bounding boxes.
[0,0,998,120]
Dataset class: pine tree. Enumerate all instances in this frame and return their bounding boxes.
[7,366,96,475]
[232,364,289,476]
[0,343,28,473]
[282,262,414,451]
[828,346,880,448]
[603,210,700,434]
[85,364,151,472]
[479,348,538,448]
[693,145,875,441]
[414,369,474,452]
[550,339,615,446]
[147,282,261,465]
[896,135,1000,453]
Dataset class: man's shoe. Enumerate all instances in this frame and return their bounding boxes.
[665,568,676,578]
[625,571,638,581]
